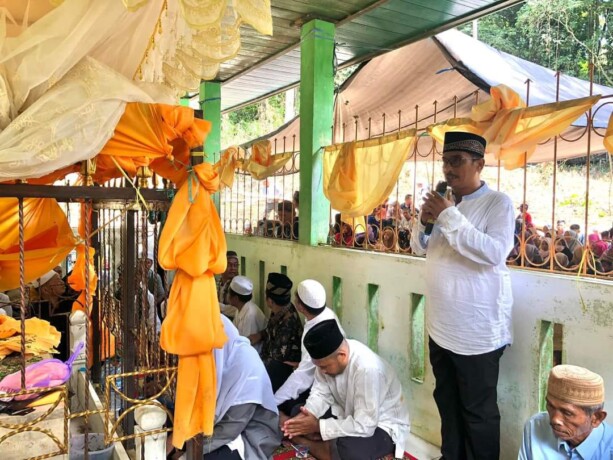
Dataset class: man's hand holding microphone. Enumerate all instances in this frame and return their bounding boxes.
[421,181,455,235]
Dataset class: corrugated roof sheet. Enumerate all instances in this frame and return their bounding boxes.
[214,0,523,111]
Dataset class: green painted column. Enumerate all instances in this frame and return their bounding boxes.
[200,80,222,210]
[299,20,335,246]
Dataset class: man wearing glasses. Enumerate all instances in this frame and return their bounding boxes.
[410,132,515,460]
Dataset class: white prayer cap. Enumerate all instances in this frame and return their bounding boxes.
[297,279,326,310]
[230,276,253,296]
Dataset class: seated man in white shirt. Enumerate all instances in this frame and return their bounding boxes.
[274,280,344,417]
[228,276,267,353]
[282,320,410,460]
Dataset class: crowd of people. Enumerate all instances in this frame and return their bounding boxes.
[327,190,613,276]
[509,205,613,273]
[241,181,613,277]
[246,190,300,240]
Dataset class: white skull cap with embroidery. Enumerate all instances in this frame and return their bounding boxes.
[297,279,326,310]
[230,276,253,296]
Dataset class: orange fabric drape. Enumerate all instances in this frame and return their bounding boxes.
[66,205,115,366]
[158,163,228,448]
[94,103,211,184]
[0,198,75,291]
[428,85,601,169]
[0,104,210,187]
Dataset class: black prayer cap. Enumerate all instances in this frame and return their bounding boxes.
[304,319,344,360]
[226,250,238,259]
[266,272,293,305]
[443,131,486,158]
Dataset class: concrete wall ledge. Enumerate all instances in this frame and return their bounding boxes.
[226,233,613,460]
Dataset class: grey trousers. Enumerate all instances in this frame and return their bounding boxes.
[203,403,282,460]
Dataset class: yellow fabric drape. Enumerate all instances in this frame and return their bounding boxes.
[0,316,61,360]
[0,198,75,291]
[95,103,211,185]
[604,113,613,155]
[428,85,601,169]
[323,129,417,218]
[158,163,228,448]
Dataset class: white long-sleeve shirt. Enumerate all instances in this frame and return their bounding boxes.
[274,308,343,406]
[410,182,515,355]
[233,300,267,352]
[305,340,410,458]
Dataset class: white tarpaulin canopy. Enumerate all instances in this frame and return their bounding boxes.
[249,29,611,165]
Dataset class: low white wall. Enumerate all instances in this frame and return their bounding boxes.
[227,234,613,459]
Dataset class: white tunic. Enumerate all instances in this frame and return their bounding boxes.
[232,300,267,352]
[410,182,515,355]
[274,307,344,406]
[304,340,410,458]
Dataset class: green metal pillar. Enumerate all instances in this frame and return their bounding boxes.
[299,20,335,246]
[199,80,222,210]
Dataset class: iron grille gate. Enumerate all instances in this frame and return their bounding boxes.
[0,183,180,459]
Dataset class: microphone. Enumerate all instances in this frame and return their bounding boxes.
[424,181,449,236]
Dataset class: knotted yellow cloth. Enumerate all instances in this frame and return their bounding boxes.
[158,163,228,448]
[214,141,293,189]
[428,85,600,169]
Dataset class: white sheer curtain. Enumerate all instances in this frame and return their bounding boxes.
[0,0,173,180]
[0,0,272,179]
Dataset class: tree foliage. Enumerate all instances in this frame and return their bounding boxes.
[462,0,613,85]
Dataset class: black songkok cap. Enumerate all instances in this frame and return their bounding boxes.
[304,319,344,360]
[266,272,293,305]
[443,131,486,158]
[226,250,238,259]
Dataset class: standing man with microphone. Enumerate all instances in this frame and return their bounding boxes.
[410,132,515,460]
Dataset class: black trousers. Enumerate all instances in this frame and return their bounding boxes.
[279,389,310,416]
[203,446,240,460]
[335,427,395,460]
[292,409,395,460]
[265,360,295,393]
[429,338,505,460]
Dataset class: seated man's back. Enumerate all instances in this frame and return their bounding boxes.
[205,316,281,460]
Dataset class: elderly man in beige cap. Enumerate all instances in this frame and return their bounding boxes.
[519,364,612,459]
